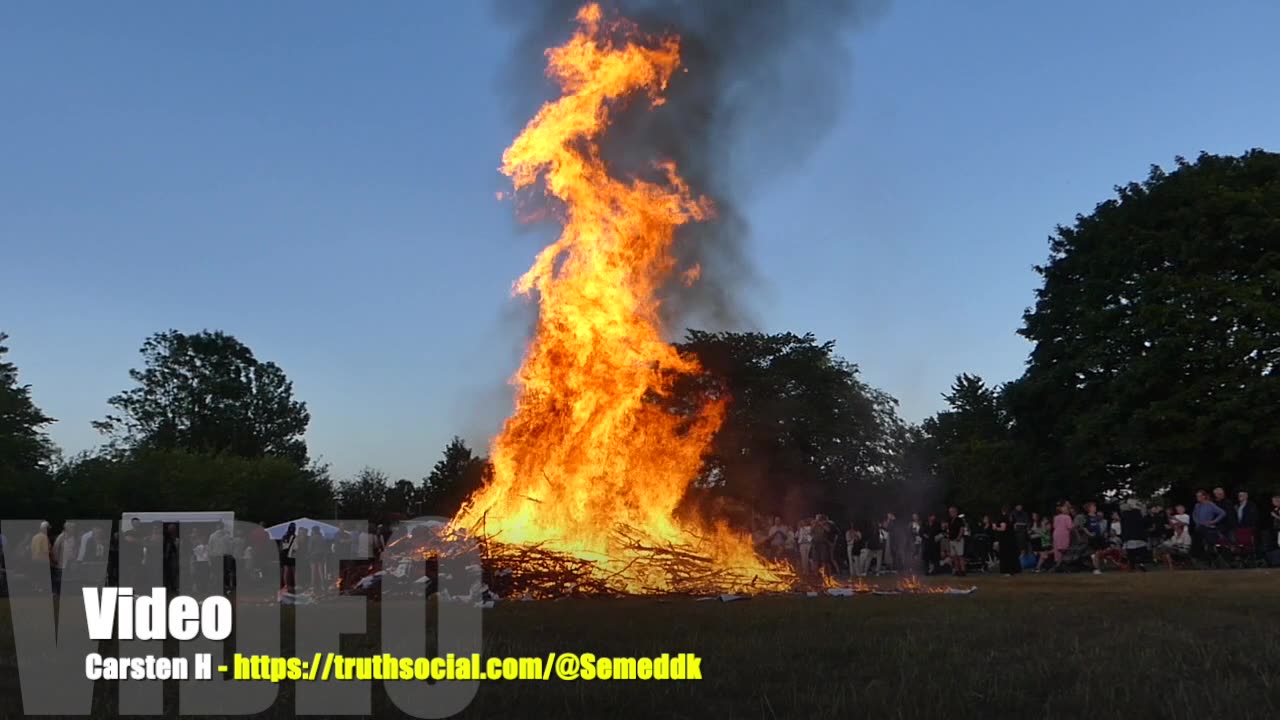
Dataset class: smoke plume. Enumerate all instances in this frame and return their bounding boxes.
[492,0,886,332]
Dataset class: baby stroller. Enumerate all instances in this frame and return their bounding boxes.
[1052,533,1094,573]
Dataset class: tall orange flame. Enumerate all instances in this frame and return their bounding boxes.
[453,3,787,593]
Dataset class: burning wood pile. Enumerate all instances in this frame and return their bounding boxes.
[348,522,795,601]
[331,4,977,605]
[334,526,974,602]
[476,525,796,598]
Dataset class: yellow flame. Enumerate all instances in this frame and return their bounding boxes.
[451,3,789,594]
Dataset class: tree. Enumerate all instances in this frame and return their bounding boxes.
[52,450,334,525]
[921,374,1028,511]
[336,468,391,521]
[1013,150,1280,499]
[0,332,56,472]
[385,478,421,518]
[673,330,903,520]
[94,330,310,465]
[0,332,60,518]
[420,437,491,517]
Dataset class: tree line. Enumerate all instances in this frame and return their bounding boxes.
[2,150,1278,526]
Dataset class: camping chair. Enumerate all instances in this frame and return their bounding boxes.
[1213,529,1262,568]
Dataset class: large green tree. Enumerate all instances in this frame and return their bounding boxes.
[95,330,310,465]
[921,374,1029,511]
[1012,150,1280,499]
[0,333,60,518]
[420,437,491,518]
[0,332,56,472]
[53,450,334,525]
[336,467,392,521]
[673,330,903,518]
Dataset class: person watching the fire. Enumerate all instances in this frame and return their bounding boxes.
[946,507,966,577]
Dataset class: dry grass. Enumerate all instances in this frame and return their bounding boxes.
[2,570,1278,719]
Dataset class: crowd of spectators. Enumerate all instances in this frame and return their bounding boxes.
[754,487,1280,577]
[6,487,1278,595]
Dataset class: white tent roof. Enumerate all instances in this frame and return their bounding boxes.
[122,511,234,527]
[266,517,341,540]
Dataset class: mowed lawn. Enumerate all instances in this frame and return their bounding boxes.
[2,570,1278,719]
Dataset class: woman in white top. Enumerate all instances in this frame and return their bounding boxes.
[796,520,814,575]
[1154,513,1192,569]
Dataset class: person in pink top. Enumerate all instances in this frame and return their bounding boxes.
[1052,502,1074,563]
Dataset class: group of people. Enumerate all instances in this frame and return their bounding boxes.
[5,518,399,597]
[274,522,389,593]
[755,488,1280,578]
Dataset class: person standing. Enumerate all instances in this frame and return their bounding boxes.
[880,513,895,572]
[1083,502,1107,574]
[30,521,51,576]
[909,514,923,569]
[924,513,943,575]
[1119,499,1150,570]
[889,512,911,572]
[51,522,77,596]
[996,506,1021,576]
[1270,495,1280,553]
[863,520,884,576]
[1012,504,1031,557]
[795,519,814,575]
[162,524,180,594]
[76,525,96,563]
[207,523,228,594]
[308,527,328,592]
[1192,489,1227,555]
[813,515,838,576]
[845,526,863,577]
[1052,502,1073,567]
[283,524,300,592]
[946,507,966,576]
[765,516,790,561]
[1234,490,1258,551]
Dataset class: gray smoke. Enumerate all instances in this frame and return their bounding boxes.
[492,0,886,332]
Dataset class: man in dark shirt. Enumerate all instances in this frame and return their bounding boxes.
[1213,487,1236,540]
[1234,490,1259,551]
[1012,504,1031,555]
[1119,500,1149,570]
[946,507,966,576]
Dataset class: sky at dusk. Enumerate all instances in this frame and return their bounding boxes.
[4,1,1278,482]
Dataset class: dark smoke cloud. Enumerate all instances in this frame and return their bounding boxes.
[492,0,887,333]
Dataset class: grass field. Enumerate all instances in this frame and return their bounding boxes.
[2,570,1279,719]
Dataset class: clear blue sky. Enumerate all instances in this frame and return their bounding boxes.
[3,2,1277,482]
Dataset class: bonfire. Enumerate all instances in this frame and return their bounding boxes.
[373,3,962,602]
[427,3,793,597]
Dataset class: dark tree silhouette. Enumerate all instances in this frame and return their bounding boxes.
[95,330,310,465]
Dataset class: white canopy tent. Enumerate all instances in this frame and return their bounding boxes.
[121,511,234,528]
[266,517,341,540]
